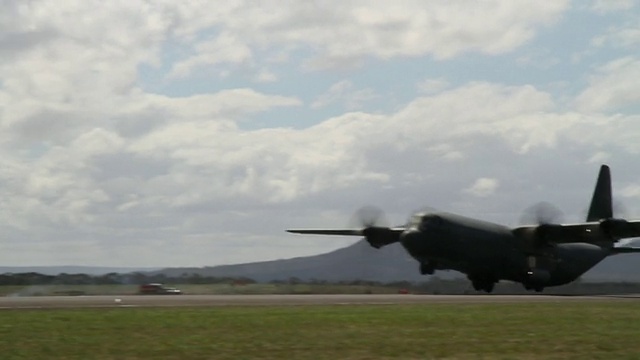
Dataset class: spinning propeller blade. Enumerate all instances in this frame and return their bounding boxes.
[520,202,564,225]
[350,205,388,228]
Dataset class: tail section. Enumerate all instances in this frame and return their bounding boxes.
[586,165,613,222]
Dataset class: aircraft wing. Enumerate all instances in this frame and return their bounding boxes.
[603,220,640,239]
[514,220,640,243]
[287,227,405,248]
[286,229,364,236]
[557,220,640,241]
[287,227,406,236]
[611,247,640,254]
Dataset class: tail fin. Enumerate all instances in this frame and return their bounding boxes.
[586,165,613,221]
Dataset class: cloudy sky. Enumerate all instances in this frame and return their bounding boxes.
[1,1,639,267]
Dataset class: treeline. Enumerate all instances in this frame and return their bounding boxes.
[268,277,404,286]
[0,272,257,286]
[3,272,640,295]
[0,272,400,287]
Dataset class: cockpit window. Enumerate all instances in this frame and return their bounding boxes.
[408,214,422,228]
[421,215,443,229]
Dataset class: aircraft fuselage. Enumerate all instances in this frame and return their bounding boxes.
[400,212,610,290]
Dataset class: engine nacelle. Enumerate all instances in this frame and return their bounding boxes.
[599,218,629,238]
[513,224,563,254]
[362,227,401,249]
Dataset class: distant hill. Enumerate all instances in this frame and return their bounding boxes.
[153,240,435,282]
[0,266,159,276]
[153,240,640,283]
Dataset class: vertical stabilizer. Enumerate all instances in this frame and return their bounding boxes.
[587,165,613,221]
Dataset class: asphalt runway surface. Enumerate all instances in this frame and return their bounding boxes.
[1,294,638,309]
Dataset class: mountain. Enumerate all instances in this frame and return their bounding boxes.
[154,240,435,282]
[154,240,640,283]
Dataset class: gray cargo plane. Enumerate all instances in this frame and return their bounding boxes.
[287,165,640,292]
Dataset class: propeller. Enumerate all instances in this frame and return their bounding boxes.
[599,199,633,237]
[350,205,389,228]
[518,202,565,250]
[519,202,565,225]
[349,206,400,249]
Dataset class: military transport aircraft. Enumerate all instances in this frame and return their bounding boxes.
[287,165,640,293]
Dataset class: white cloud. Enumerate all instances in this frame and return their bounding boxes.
[427,144,464,161]
[588,151,611,164]
[312,81,354,109]
[621,185,640,199]
[71,128,125,155]
[574,57,640,112]
[4,71,640,266]
[168,32,253,79]
[150,1,570,73]
[464,178,500,197]
[416,78,450,94]
[592,23,640,49]
[254,69,278,83]
[588,0,635,14]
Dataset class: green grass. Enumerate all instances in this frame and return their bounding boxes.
[1,302,639,359]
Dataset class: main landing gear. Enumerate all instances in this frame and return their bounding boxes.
[468,275,496,293]
[523,284,544,292]
[523,257,549,293]
[419,262,436,275]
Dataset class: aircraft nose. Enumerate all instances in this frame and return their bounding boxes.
[400,228,423,251]
[401,228,434,261]
[400,223,439,259]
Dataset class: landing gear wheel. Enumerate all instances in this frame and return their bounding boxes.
[419,263,435,275]
[484,282,495,293]
[471,280,495,293]
[523,284,544,292]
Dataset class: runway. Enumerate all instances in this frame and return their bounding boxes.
[1,294,638,309]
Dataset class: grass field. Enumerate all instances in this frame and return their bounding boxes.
[0,302,638,359]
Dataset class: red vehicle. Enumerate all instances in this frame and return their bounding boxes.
[138,283,182,295]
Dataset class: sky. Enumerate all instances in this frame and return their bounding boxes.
[1,0,640,268]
